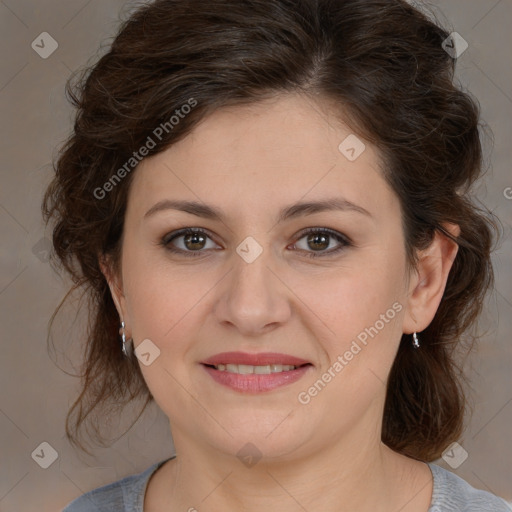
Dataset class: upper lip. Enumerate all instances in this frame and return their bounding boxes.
[201,352,312,366]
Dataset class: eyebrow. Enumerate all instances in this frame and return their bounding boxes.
[143,197,373,223]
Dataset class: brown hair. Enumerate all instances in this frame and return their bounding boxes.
[43,0,500,460]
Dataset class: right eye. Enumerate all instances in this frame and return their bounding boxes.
[161,228,221,256]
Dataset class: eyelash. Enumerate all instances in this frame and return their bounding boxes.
[160,227,352,259]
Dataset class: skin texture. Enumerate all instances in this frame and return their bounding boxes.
[103,93,460,512]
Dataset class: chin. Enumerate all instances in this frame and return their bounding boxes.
[203,413,314,462]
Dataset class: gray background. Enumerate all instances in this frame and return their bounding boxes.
[0,1,511,510]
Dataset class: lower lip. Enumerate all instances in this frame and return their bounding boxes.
[201,364,312,393]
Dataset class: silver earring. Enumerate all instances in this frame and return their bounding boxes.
[120,321,130,357]
[412,332,420,349]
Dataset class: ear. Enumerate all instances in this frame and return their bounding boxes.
[99,253,129,326]
[402,223,461,335]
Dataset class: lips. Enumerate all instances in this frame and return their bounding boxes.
[200,352,313,393]
[201,352,312,367]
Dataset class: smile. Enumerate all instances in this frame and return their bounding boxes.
[211,363,300,374]
[200,351,314,392]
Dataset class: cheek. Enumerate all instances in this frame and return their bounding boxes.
[121,244,207,345]
[294,248,406,381]
[121,254,208,411]
[300,259,404,339]
[295,269,405,421]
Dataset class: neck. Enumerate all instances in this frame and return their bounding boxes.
[151,426,431,512]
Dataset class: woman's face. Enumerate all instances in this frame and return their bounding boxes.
[111,93,419,461]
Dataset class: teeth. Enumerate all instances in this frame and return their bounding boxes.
[214,363,298,374]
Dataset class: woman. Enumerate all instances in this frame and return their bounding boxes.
[44,0,509,510]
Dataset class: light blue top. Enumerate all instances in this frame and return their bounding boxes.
[62,456,510,511]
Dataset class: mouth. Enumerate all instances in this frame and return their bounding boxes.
[200,352,313,393]
[202,362,312,374]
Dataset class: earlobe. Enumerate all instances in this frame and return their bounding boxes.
[402,223,460,335]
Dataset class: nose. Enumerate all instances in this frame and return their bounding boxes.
[213,245,292,337]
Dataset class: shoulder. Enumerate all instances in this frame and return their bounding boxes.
[62,458,173,512]
[428,463,510,512]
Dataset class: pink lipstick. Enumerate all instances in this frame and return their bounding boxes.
[201,352,313,393]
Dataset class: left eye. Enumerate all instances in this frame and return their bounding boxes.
[291,228,351,257]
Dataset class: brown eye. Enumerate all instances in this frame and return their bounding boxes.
[305,232,330,251]
[162,228,220,255]
[182,231,207,250]
[292,228,352,258]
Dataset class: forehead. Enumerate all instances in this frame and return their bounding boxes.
[127,93,398,223]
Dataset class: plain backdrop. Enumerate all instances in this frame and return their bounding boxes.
[0,1,511,510]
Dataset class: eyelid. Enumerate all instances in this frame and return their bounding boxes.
[161,227,218,246]
[294,227,352,245]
